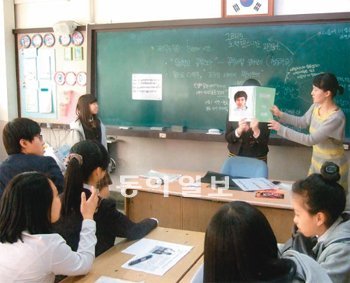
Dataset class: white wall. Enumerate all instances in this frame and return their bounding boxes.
[14,0,350,28]
[0,1,16,121]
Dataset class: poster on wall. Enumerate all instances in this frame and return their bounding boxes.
[132,74,162,101]
[19,38,57,119]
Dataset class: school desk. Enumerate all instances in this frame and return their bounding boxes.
[124,170,294,243]
[60,227,204,283]
[179,256,203,283]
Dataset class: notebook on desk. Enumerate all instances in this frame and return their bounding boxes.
[200,171,245,191]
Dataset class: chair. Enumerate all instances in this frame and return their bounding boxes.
[220,156,268,178]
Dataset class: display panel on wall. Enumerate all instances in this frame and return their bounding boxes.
[18,47,57,119]
[93,15,350,137]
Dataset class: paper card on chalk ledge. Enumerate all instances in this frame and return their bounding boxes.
[228,86,275,122]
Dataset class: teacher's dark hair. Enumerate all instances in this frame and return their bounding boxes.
[313,73,344,97]
[204,201,295,282]
[61,140,109,217]
[292,161,346,227]
[0,172,53,243]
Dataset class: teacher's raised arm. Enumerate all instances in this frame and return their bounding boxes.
[268,73,348,189]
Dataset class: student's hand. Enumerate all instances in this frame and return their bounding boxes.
[237,118,249,135]
[271,105,282,118]
[268,120,281,131]
[250,118,260,138]
[80,188,98,220]
[250,118,259,131]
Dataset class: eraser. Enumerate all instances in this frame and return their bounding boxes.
[171,125,184,132]
[207,128,221,135]
[150,127,164,131]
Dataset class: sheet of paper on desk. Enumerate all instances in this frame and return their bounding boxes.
[232,178,277,191]
[139,170,182,182]
[95,276,144,283]
[121,239,192,276]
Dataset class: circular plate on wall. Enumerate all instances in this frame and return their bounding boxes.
[54,71,65,85]
[72,31,84,46]
[65,72,77,86]
[76,71,87,86]
[43,33,56,47]
[32,34,43,48]
[19,35,31,48]
[59,34,71,46]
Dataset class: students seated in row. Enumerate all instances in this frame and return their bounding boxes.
[53,140,158,256]
[281,161,350,283]
[0,118,64,199]
[191,201,331,283]
[0,172,98,282]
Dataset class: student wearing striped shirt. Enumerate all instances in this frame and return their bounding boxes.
[269,73,348,189]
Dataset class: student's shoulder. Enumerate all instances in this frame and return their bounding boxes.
[23,232,66,247]
[99,197,117,211]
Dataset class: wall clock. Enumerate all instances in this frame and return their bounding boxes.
[222,0,274,17]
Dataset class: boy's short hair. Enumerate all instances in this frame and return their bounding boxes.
[234,91,248,101]
[2,118,41,154]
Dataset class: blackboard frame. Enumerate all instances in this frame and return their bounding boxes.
[87,12,350,146]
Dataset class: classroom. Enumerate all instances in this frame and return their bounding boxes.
[1,0,350,282]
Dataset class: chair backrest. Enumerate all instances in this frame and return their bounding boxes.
[220,156,268,178]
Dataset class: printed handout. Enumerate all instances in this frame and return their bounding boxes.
[122,239,192,276]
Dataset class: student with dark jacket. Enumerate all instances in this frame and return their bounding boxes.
[0,118,64,198]
[53,140,158,256]
[225,79,270,162]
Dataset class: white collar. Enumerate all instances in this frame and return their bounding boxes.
[83,183,92,191]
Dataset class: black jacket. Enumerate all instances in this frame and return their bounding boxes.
[225,118,270,158]
[53,197,158,256]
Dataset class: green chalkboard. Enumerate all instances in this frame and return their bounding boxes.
[92,15,350,137]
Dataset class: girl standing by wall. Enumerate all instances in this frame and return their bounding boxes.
[70,94,111,196]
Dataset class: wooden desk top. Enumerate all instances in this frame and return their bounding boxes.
[179,256,203,283]
[61,227,204,283]
[127,170,293,211]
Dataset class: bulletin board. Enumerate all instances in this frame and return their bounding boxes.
[15,27,88,124]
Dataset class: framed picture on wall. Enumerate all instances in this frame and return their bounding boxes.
[222,0,274,17]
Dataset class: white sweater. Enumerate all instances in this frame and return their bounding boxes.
[0,219,96,283]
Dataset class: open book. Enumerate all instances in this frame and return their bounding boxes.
[228,86,276,122]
